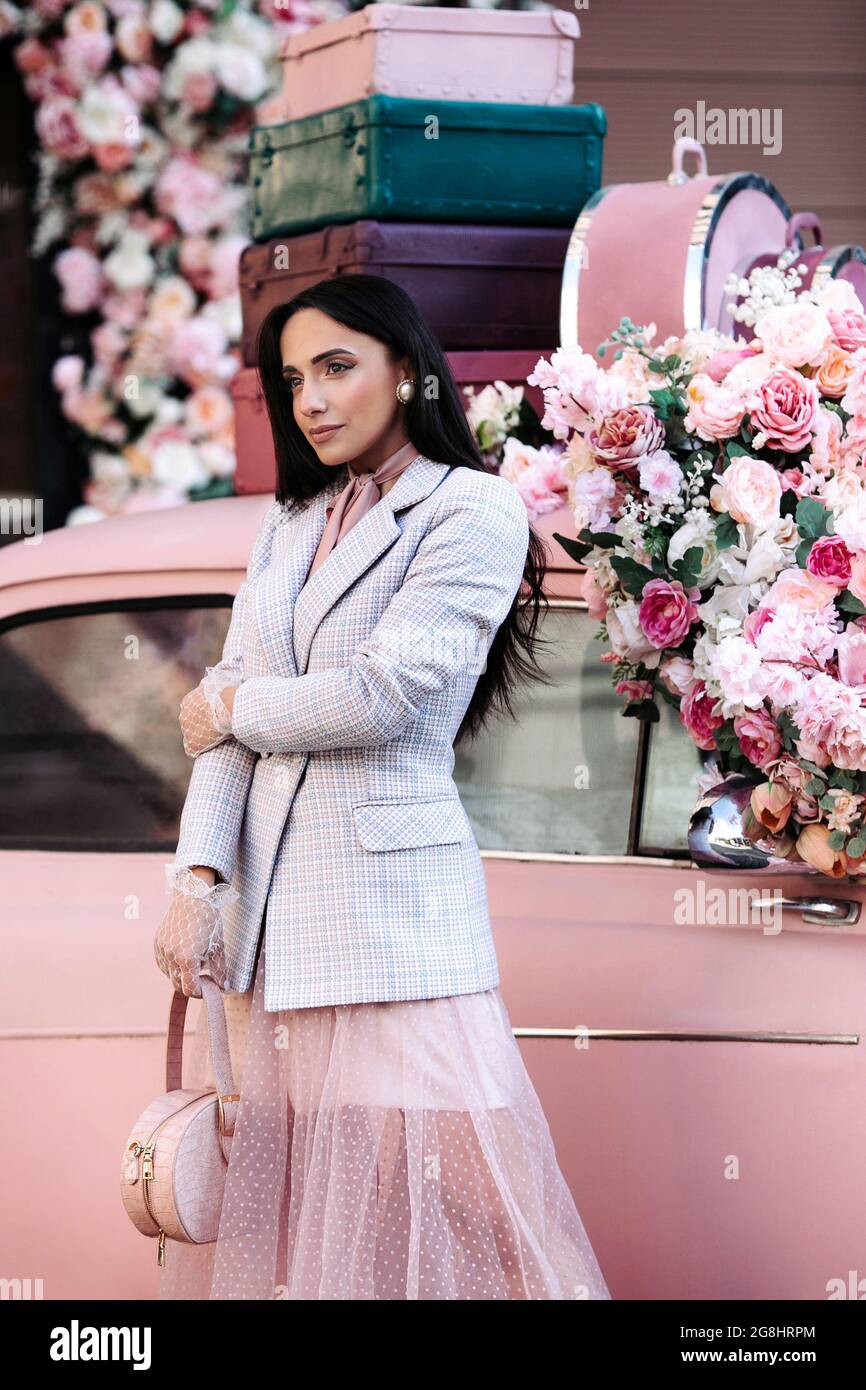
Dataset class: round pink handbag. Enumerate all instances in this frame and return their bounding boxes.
[120,976,240,1267]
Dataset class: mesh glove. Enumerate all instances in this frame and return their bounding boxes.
[154,864,240,998]
[179,658,244,758]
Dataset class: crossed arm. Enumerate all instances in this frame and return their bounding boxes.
[184,476,529,758]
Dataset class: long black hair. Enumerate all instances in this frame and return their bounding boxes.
[254,272,552,745]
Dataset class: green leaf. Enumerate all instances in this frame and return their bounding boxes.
[795,538,813,568]
[804,777,827,795]
[715,513,740,550]
[828,829,847,851]
[622,701,660,722]
[577,527,620,550]
[847,835,866,858]
[795,497,833,541]
[671,544,704,589]
[553,532,592,564]
[610,554,658,597]
[725,441,751,459]
[837,590,866,615]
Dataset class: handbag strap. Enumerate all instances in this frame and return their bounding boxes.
[165,978,240,1144]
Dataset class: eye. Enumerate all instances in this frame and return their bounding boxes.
[326,360,352,377]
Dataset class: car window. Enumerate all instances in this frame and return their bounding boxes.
[453,602,641,856]
[0,599,231,850]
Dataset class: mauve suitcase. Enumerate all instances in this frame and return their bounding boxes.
[249,97,606,242]
[231,351,548,496]
[740,212,866,327]
[272,3,579,123]
[239,222,572,364]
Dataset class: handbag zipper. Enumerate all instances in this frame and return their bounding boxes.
[128,1094,205,1265]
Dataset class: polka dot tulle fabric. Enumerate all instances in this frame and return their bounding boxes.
[158,939,611,1301]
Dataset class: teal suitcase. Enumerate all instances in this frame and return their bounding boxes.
[249,96,606,241]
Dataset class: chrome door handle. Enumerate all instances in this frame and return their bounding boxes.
[750,895,861,925]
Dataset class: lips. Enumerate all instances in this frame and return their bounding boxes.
[310,425,344,441]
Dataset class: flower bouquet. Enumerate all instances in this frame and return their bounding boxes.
[526,259,866,880]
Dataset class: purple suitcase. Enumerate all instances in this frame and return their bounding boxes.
[239,221,571,364]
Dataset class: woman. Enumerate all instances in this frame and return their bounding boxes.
[154,273,611,1301]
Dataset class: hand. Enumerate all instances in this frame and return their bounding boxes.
[154,866,238,998]
[179,681,230,758]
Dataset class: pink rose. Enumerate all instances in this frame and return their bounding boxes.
[615,679,654,703]
[780,466,811,497]
[680,680,724,751]
[743,606,775,643]
[577,567,609,620]
[638,578,698,648]
[753,302,833,369]
[836,629,866,687]
[848,552,866,606]
[829,308,866,354]
[806,534,852,587]
[658,653,695,696]
[684,373,746,441]
[53,245,104,313]
[586,404,664,472]
[749,367,820,453]
[710,454,782,527]
[35,95,88,160]
[701,344,762,382]
[734,709,783,768]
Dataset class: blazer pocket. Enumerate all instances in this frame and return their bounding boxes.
[351,797,470,852]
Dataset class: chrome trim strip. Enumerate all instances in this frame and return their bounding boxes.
[512,1026,859,1045]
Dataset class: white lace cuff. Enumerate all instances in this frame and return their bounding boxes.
[201,658,245,735]
[164,862,240,910]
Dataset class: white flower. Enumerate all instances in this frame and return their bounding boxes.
[668,512,721,587]
[78,78,139,147]
[103,229,155,292]
[152,439,210,490]
[707,635,764,715]
[832,493,866,552]
[149,0,185,47]
[214,43,269,101]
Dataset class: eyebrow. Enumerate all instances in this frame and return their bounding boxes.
[281,348,357,375]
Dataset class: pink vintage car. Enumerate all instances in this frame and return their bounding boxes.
[1,489,865,1301]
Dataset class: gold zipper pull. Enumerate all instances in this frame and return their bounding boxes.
[158,1229,166,1266]
[142,1145,155,1182]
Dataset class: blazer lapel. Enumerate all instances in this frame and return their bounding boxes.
[291,453,452,677]
[252,472,347,679]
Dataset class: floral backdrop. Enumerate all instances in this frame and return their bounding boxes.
[1,0,348,523]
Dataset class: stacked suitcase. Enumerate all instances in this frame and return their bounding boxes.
[233,3,607,494]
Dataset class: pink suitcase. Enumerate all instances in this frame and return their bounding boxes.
[230,352,548,496]
[560,137,795,360]
[266,3,579,124]
[737,212,866,331]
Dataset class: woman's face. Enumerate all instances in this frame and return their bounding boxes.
[280,308,412,471]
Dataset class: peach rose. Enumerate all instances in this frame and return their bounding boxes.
[815,345,855,399]
[585,405,664,473]
[710,454,781,527]
[762,566,839,612]
[754,302,833,369]
[796,822,848,877]
[828,308,866,354]
[684,373,746,441]
[750,781,794,833]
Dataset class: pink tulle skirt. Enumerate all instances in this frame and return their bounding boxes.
[157,937,611,1301]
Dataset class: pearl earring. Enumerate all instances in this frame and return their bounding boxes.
[396,378,414,405]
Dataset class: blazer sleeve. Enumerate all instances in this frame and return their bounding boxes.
[229,474,529,755]
[172,501,284,882]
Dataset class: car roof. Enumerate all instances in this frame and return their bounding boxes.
[0,494,272,591]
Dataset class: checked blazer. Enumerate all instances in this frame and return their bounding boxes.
[172,453,530,1011]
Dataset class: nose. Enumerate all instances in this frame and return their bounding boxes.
[297,376,328,418]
